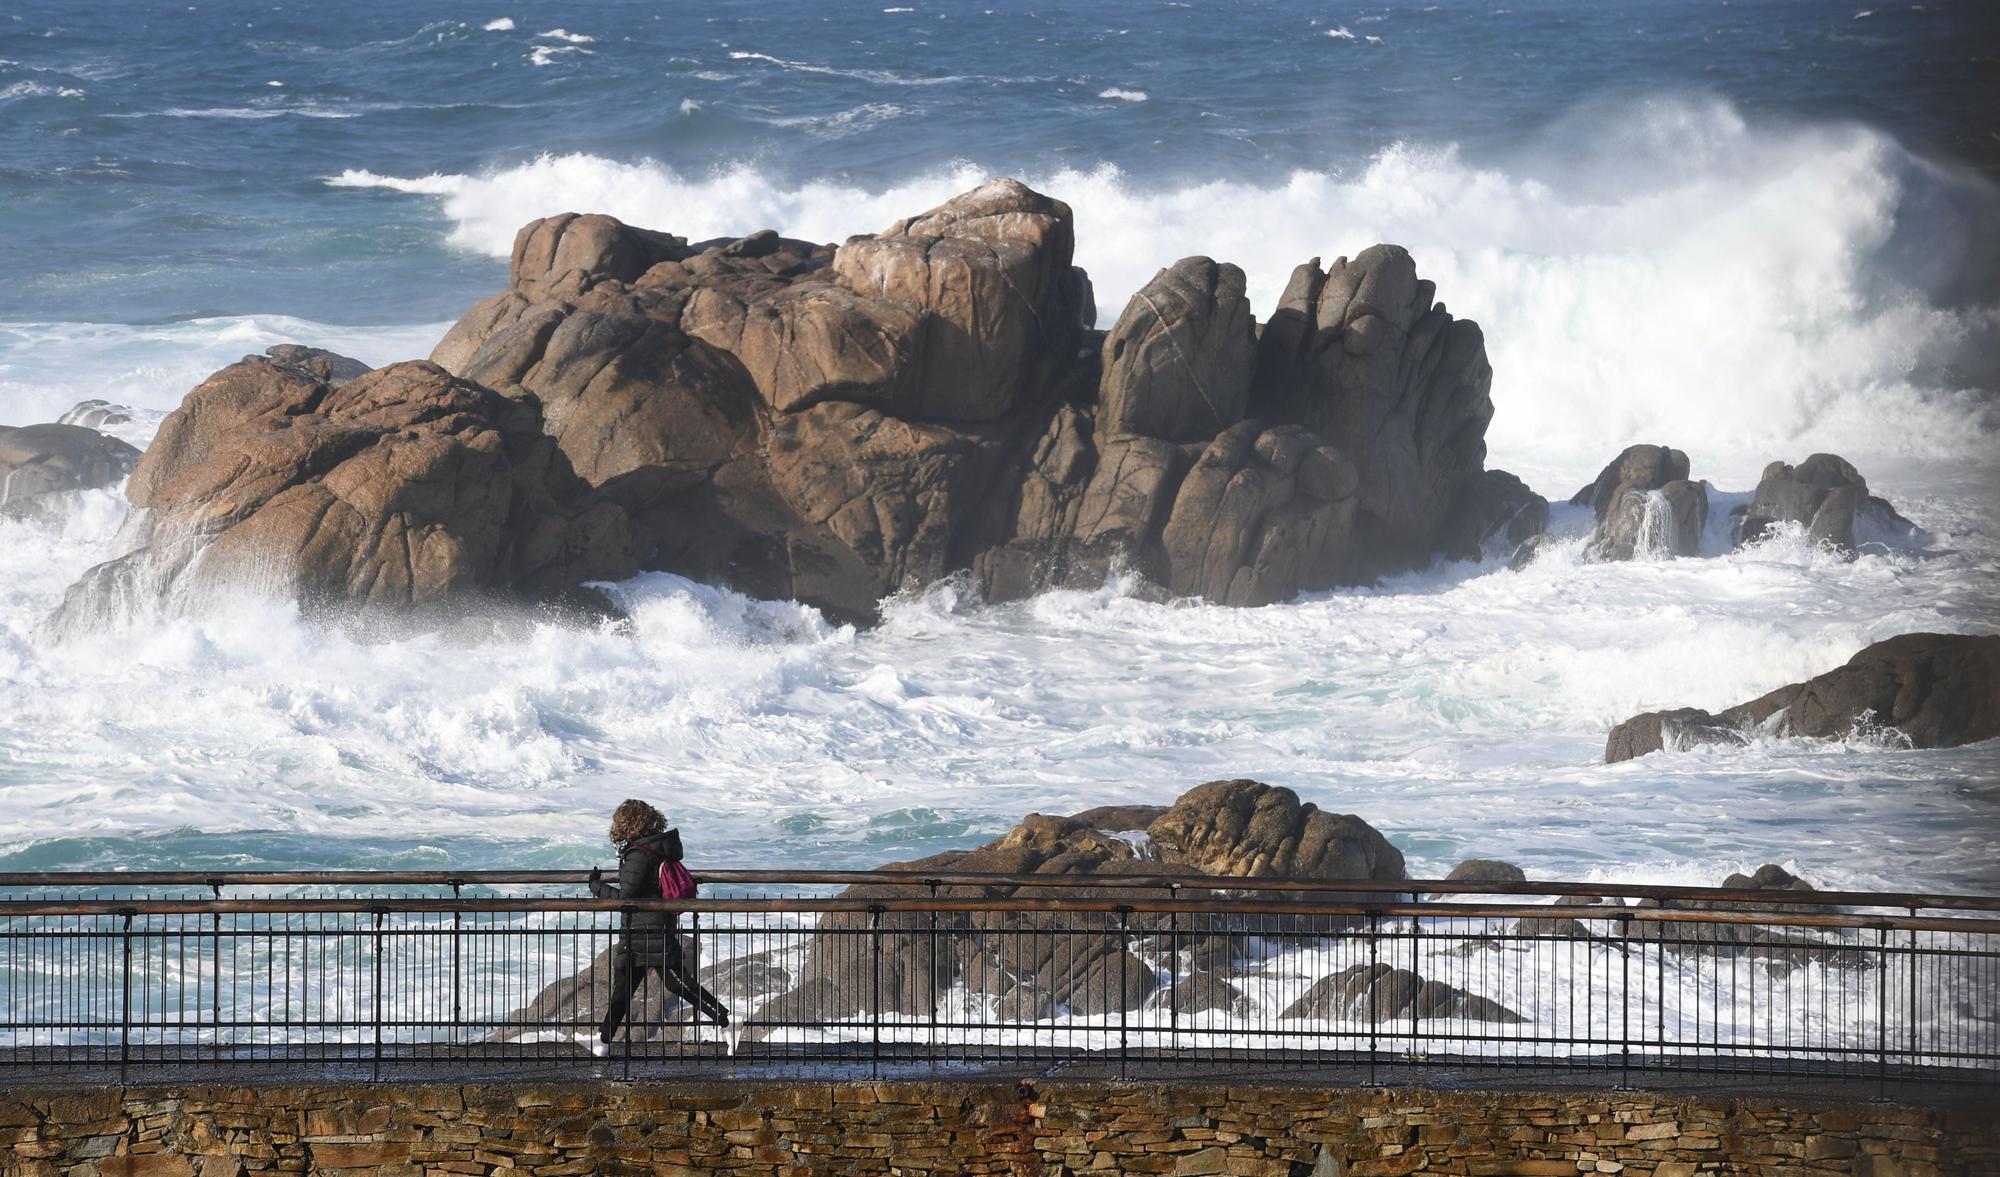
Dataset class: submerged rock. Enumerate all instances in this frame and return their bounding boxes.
[1279,962,1524,1024]
[1606,632,2000,761]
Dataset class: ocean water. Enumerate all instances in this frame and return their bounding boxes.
[2,0,1997,891]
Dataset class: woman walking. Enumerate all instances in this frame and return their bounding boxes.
[588,799,734,1052]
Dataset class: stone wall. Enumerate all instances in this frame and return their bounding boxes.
[1,1080,1991,1177]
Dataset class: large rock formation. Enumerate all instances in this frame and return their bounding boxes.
[56,180,1524,626]
[50,351,633,629]
[750,779,1407,1025]
[0,423,140,517]
[1575,444,1706,561]
[1606,632,2000,761]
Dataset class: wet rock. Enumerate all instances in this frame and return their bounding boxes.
[1443,859,1528,886]
[1279,962,1524,1024]
[1148,779,1405,886]
[48,358,633,629]
[1578,445,1705,560]
[261,343,373,386]
[1508,532,1561,570]
[1736,453,1878,551]
[1158,422,1359,605]
[75,180,1513,626]
[56,400,134,431]
[698,952,792,1003]
[1150,970,1250,1017]
[1438,469,1548,561]
[994,982,1055,1022]
[1251,248,1495,577]
[1606,632,2000,761]
[1098,257,1255,443]
[751,779,1406,1023]
[0,423,140,517]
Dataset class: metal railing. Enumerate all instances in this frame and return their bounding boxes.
[2,871,1995,1086]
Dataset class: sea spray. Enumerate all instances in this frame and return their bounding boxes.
[325,98,1999,482]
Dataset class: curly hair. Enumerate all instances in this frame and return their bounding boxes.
[607,798,666,846]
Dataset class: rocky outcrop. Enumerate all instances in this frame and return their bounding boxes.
[1251,249,1497,577]
[1576,445,1706,560]
[0,422,140,517]
[746,779,1407,1025]
[1443,859,1528,886]
[1606,632,2000,761]
[1279,962,1525,1024]
[49,354,633,629]
[1731,453,1918,553]
[60,180,1519,627]
[424,184,1508,617]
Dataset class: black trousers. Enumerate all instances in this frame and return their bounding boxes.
[599,934,730,1042]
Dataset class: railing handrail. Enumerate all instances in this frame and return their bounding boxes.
[3,895,1996,934]
[1,868,1992,912]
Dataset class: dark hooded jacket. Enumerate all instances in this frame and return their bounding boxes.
[590,827,684,939]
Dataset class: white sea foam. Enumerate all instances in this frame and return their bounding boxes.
[1325,26,1355,40]
[483,18,515,32]
[757,102,912,137]
[326,168,466,196]
[321,97,2000,484]
[1,480,1993,885]
[535,28,594,43]
[1098,88,1148,102]
[0,80,85,99]
[727,50,972,87]
[528,45,592,67]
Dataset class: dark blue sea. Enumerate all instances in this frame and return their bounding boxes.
[1,1,1996,885]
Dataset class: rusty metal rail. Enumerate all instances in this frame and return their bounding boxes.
[3,869,1995,912]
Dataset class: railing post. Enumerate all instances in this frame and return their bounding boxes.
[209,909,221,1054]
[372,908,384,1080]
[1366,910,1379,1086]
[870,905,884,1079]
[119,910,134,1083]
[1619,912,1632,1090]
[450,908,462,1048]
[1407,896,1420,1060]
[1168,900,1180,1038]
[1906,918,1918,1073]
[1118,907,1132,1079]
[927,879,940,1067]
[1877,925,1889,1098]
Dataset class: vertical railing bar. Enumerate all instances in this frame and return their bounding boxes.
[870,904,884,1079]
[119,910,133,1083]
[1117,906,1131,1080]
[1366,909,1379,1086]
